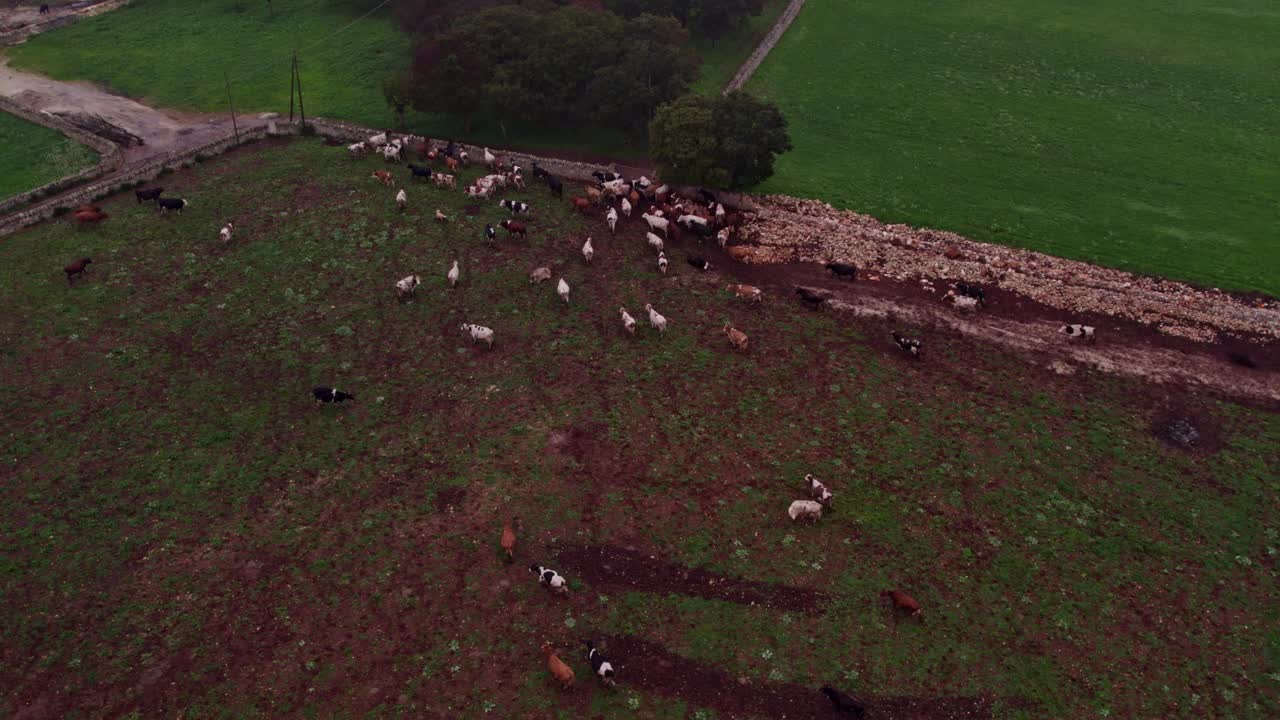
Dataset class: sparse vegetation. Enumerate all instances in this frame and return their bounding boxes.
[0,112,99,201]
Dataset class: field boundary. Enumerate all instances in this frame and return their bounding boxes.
[723,0,807,93]
[0,95,121,212]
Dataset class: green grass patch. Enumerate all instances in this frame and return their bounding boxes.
[0,111,99,200]
[689,0,790,95]
[747,0,1280,294]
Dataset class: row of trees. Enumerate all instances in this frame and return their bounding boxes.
[606,0,767,42]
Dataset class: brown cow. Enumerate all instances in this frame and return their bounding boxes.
[500,219,527,240]
[570,197,591,214]
[64,257,93,283]
[371,170,393,187]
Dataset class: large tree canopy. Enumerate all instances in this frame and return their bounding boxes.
[411,5,698,135]
[649,91,792,189]
[607,0,766,40]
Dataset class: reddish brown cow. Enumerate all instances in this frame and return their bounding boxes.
[371,170,393,187]
[64,257,93,283]
[73,208,108,226]
[881,589,922,616]
[499,219,527,240]
[570,197,592,214]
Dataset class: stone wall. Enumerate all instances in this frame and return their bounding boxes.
[0,95,123,214]
[0,122,281,236]
[0,0,132,46]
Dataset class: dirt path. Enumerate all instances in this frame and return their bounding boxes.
[724,0,808,93]
[0,55,263,163]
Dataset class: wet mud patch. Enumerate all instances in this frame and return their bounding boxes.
[603,634,1003,719]
[559,545,831,613]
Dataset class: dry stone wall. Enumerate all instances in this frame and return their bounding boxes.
[0,95,122,213]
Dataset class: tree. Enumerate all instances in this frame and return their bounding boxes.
[607,0,765,41]
[382,70,412,130]
[410,5,695,135]
[649,91,792,189]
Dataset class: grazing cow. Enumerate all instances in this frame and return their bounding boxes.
[581,237,594,263]
[218,221,234,243]
[1061,324,1096,343]
[714,203,726,227]
[395,189,407,211]
[367,133,387,148]
[381,145,401,163]
[461,323,495,349]
[557,278,571,304]
[795,287,826,310]
[445,156,460,173]
[485,224,497,242]
[434,210,448,223]
[500,220,527,240]
[601,178,629,197]
[644,304,667,333]
[448,260,460,288]
[697,188,717,207]
[583,640,617,687]
[643,213,670,237]
[687,255,712,272]
[724,324,748,352]
[592,170,620,184]
[726,284,763,303]
[395,274,421,300]
[585,186,603,205]
[346,141,367,157]
[64,257,92,283]
[621,197,632,219]
[483,147,496,168]
[313,386,355,404]
[881,589,922,616]
[530,564,570,594]
[73,208,108,226]
[135,187,163,204]
[543,644,576,689]
[657,252,668,275]
[807,474,834,506]
[788,500,823,522]
[677,214,713,237]
[646,232,664,254]
[826,262,857,280]
[891,331,923,358]
[545,174,564,198]
[458,149,470,165]
[619,307,636,334]
[499,199,530,215]
[39,4,50,15]
[371,170,393,187]
[529,267,552,284]
[433,173,456,190]
[408,163,433,181]
[820,686,866,716]
[570,197,592,214]
[717,227,731,248]
[158,197,189,213]
[606,207,618,234]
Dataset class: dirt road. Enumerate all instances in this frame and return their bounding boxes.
[0,55,265,163]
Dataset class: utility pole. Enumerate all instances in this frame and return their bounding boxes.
[224,71,239,144]
[294,52,306,130]
[288,53,296,123]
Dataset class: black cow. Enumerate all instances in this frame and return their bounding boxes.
[484,224,496,242]
[407,163,433,180]
[135,187,163,204]
[687,255,712,271]
[795,287,826,310]
[820,685,866,716]
[313,386,355,404]
[544,173,563,198]
[826,262,857,280]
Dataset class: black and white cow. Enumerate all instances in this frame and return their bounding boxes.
[157,197,189,213]
[529,564,569,594]
[955,282,986,305]
[891,331,923,358]
[484,224,497,242]
[582,640,617,686]
[499,199,530,214]
[592,170,620,184]
[1060,324,1096,343]
[687,255,712,271]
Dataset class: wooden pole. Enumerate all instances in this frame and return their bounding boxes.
[288,54,296,123]
[294,53,306,129]
[224,71,239,144]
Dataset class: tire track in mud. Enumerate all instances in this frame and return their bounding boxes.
[601,634,1008,719]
